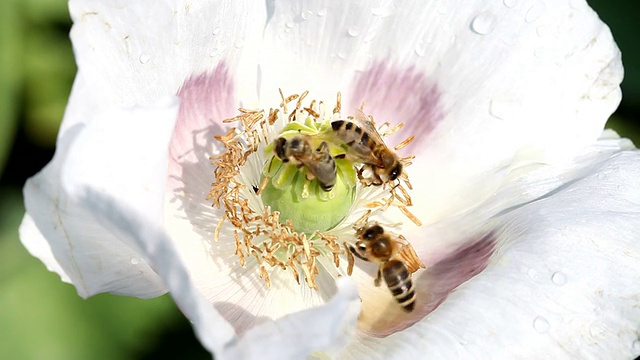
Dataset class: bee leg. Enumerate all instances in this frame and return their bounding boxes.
[267,156,275,173]
[316,141,330,152]
[374,268,382,287]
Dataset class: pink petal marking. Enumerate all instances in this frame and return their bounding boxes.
[168,63,236,191]
[361,233,496,337]
[347,61,444,154]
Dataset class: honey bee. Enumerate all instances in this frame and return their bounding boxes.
[330,111,403,186]
[347,223,425,312]
[273,135,337,191]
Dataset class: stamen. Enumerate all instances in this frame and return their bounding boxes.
[395,135,415,150]
[206,90,423,290]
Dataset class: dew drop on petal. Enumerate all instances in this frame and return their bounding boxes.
[212,26,221,35]
[471,12,496,35]
[285,21,295,29]
[337,51,347,59]
[363,30,376,43]
[589,323,606,338]
[347,25,360,37]
[551,271,567,286]
[138,53,150,64]
[234,38,245,49]
[533,316,550,333]
[534,47,551,60]
[317,8,327,17]
[130,257,140,265]
[489,99,519,120]
[527,268,539,280]
[301,10,313,21]
[525,2,545,23]
[210,42,227,57]
[536,25,551,38]
[415,40,427,57]
[503,0,517,8]
[371,6,386,16]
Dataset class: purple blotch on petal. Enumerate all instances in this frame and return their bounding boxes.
[347,61,444,154]
[362,233,496,337]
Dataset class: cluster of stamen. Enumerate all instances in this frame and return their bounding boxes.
[207,90,420,289]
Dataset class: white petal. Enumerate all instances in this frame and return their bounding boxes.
[164,192,335,335]
[51,182,361,359]
[340,138,640,359]
[227,278,361,360]
[64,186,237,355]
[69,0,267,109]
[21,92,180,298]
[260,0,622,220]
[19,214,72,284]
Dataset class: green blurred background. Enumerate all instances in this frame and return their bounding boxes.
[0,1,638,359]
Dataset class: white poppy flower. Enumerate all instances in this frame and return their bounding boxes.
[19,0,640,359]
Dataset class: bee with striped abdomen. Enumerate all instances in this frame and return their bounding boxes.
[330,111,403,186]
[273,135,337,191]
[347,223,425,312]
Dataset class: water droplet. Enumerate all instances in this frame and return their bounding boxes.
[337,51,347,59]
[317,8,327,17]
[489,99,519,120]
[415,41,427,57]
[347,26,360,37]
[589,323,606,338]
[533,316,550,333]
[527,268,539,280]
[234,38,245,49]
[471,12,496,35]
[130,257,140,265]
[363,30,376,43]
[525,2,545,23]
[138,53,150,64]
[632,340,640,352]
[503,0,517,8]
[285,21,295,29]
[551,271,567,286]
[301,10,313,21]
[371,6,386,16]
[212,27,221,35]
[211,42,227,56]
[536,25,551,38]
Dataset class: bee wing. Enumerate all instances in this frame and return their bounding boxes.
[353,109,385,145]
[393,234,426,274]
[300,146,337,189]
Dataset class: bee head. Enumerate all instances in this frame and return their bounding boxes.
[274,137,288,160]
[389,163,402,181]
[363,224,384,240]
[290,137,303,150]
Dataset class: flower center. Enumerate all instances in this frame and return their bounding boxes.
[207,90,421,289]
